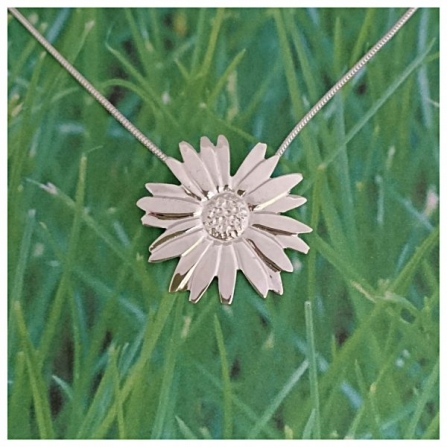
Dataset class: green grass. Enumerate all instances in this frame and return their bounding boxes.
[8,7,439,439]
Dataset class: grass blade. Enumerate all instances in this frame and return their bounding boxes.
[13,302,55,439]
[190,9,207,73]
[151,299,184,439]
[304,301,321,439]
[193,363,278,439]
[208,48,246,106]
[8,352,32,438]
[200,9,225,78]
[349,9,377,66]
[51,375,73,401]
[124,9,155,77]
[306,166,323,301]
[248,360,308,438]
[389,226,439,295]
[314,235,376,299]
[421,411,439,440]
[37,156,87,369]
[75,355,115,437]
[333,94,357,248]
[89,296,176,438]
[106,43,180,130]
[10,209,35,305]
[9,52,45,201]
[175,416,198,439]
[110,345,127,439]
[320,39,436,174]
[302,409,316,440]
[404,359,439,439]
[354,361,382,439]
[214,316,233,439]
[273,8,320,169]
[28,179,158,298]
[345,404,366,439]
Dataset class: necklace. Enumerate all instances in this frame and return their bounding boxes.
[9,7,418,305]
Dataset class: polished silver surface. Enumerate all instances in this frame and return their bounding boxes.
[137,135,311,304]
[202,192,250,241]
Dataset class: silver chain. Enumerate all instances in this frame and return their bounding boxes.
[276,7,418,156]
[8,7,168,162]
[9,8,417,161]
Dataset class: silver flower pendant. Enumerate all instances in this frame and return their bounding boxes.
[136,135,312,304]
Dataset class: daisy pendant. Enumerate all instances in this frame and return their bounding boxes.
[137,135,312,305]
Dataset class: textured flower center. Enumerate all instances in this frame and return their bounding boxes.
[202,192,249,241]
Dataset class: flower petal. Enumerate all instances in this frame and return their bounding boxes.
[141,214,180,229]
[169,239,212,292]
[149,229,204,262]
[251,253,283,294]
[232,142,267,188]
[216,135,231,188]
[251,213,313,235]
[218,244,238,304]
[276,234,310,254]
[150,217,202,251]
[136,197,201,216]
[189,244,221,303]
[246,174,303,209]
[266,268,283,295]
[261,195,307,213]
[145,183,193,200]
[234,241,269,298]
[180,141,216,196]
[235,155,279,196]
[200,137,222,189]
[165,156,204,199]
[244,228,293,272]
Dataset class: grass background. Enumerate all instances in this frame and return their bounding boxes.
[7,7,439,440]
